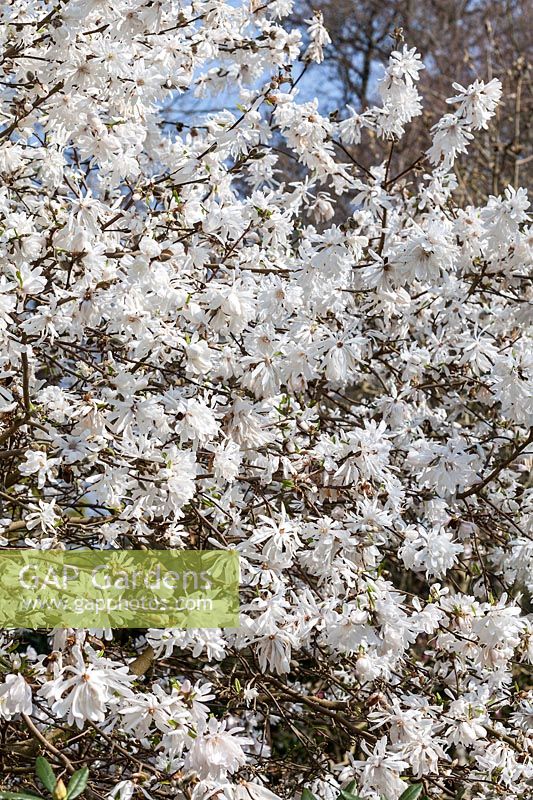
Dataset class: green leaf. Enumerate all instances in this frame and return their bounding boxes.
[35,756,56,793]
[66,768,89,800]
[399,785,424,800]
[0,793,44,800]
[339,791,363,800]
[341,781,358,795]
[302,790,318,800]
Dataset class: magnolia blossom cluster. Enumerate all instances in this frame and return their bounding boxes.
[0,2,531,800]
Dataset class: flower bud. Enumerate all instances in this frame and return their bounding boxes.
[53,779,68,800]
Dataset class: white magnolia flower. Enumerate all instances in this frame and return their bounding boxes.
[0,674,33,719]
[185,718,251,780]
[39,646,134,729]
[18,451,58,489]
[353,737,409,800]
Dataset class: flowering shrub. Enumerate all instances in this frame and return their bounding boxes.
[0,2,531,800]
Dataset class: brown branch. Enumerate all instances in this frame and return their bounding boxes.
[457,430,533,499]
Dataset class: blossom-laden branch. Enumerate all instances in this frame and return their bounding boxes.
[0,3,531,800]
